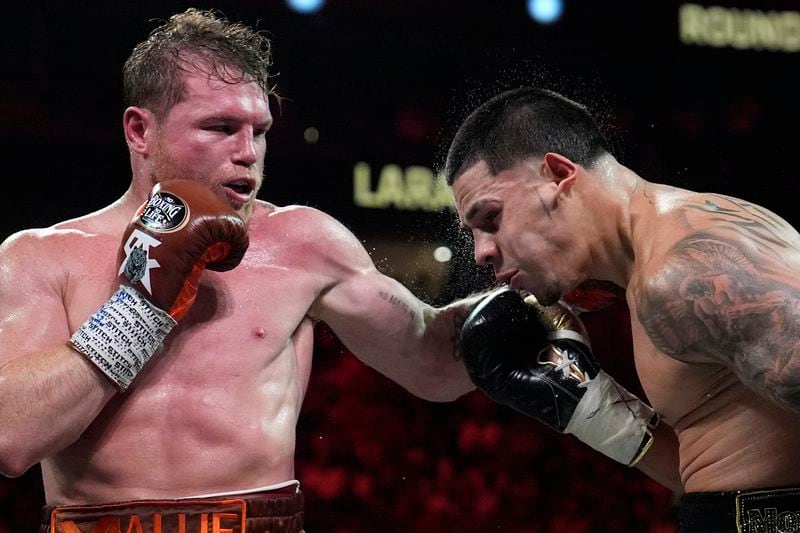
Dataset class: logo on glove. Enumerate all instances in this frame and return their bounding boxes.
[123,247,148,285]
[119,229,161,295]
[138,192,189,233]
[538,345,591,385]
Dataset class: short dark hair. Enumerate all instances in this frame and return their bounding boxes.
[123,8,273,118]
[445,87,609,185]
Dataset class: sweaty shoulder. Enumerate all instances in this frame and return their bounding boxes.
[631,188,800,362]
[243,202,373,273]
[0,226,110,289]
[0,229,88,327]
[2,227,87,268]
[681,192,800,254]
[634,187,800,275]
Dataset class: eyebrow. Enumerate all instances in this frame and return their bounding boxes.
[199,115,273,129]
[461,199,489,231]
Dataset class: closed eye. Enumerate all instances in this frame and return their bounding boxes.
[206,124,234,134]
[479,209,501,232]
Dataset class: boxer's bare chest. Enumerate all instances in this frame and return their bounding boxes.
[63,230,320,375]
[627,299,739,426]
[625,196,800,489]
[48,218,325,497]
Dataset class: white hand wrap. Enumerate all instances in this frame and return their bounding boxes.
[70,285,177,391]
[564,369,657,466]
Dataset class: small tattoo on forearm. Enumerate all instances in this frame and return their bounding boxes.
[379,291,416,320]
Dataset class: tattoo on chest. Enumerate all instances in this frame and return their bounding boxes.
[378,291,417,320]
[685,195,796,261]
[635,233,800,410]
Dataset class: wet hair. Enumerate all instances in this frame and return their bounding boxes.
[445,87,609,185]
[123,8,273,119]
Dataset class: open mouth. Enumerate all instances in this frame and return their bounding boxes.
[221,178,256,209]
[223,178,255,196]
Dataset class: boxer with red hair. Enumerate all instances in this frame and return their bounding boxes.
[0,9,478,532]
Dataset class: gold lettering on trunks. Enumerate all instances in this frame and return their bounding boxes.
[213,512,238,533]
[124,515,143,533]
[51,500,246,532]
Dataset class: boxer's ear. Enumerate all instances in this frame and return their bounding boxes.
[123,107,154,155]
[542,152,577,196]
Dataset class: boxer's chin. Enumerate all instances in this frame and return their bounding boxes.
[517,276,561,306]
[535,283,562,307]
[235,201,255,223]
[536,292,560,307]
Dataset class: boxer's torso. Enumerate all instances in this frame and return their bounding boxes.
[40,201,330,504]
[626,184,800,492]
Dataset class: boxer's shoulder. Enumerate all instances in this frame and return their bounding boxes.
[245,202,371,275]
[252,201,333,223]
[631,194,747,287]
[0,228,80,303]
[1,226,91,264]
[1,213,122,291]
[249,202,357,245]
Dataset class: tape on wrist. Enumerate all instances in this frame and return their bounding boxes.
[564,369,657,466]
[69,285,177,391]
[628,426,656,468]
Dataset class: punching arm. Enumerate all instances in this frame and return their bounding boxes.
[460,288,658,466]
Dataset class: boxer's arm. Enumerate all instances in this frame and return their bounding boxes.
[635,230,800,413]
[308,215,475,402]
[0,231,117,477]
[316,268,476,402]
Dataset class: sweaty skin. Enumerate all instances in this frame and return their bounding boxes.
[629,189,800,491]
[0,65,473,503]
[453,157,800,493]
[20,202,442,502]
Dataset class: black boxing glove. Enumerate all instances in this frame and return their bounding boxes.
[70,180,249,390]
[460,287,657,466]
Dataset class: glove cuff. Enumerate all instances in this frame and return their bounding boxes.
[564,369,657,466]
[69,285,177,391]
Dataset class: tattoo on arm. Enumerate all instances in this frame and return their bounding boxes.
[635,232,800,412]
[378,291,417,320]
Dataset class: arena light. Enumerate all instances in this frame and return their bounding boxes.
[433,246,452,263]
[304,126,320,144]
[527,0,564,25]
[286,0,325,15]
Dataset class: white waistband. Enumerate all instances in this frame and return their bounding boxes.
[183,480,300,499]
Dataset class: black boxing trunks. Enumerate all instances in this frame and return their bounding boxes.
[40,482,304,533]
[677,486,800,533]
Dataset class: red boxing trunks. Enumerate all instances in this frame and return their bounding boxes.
[40,484,304,533]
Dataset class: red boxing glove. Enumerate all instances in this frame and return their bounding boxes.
[70,180,249,390]
[118,179,249,320]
